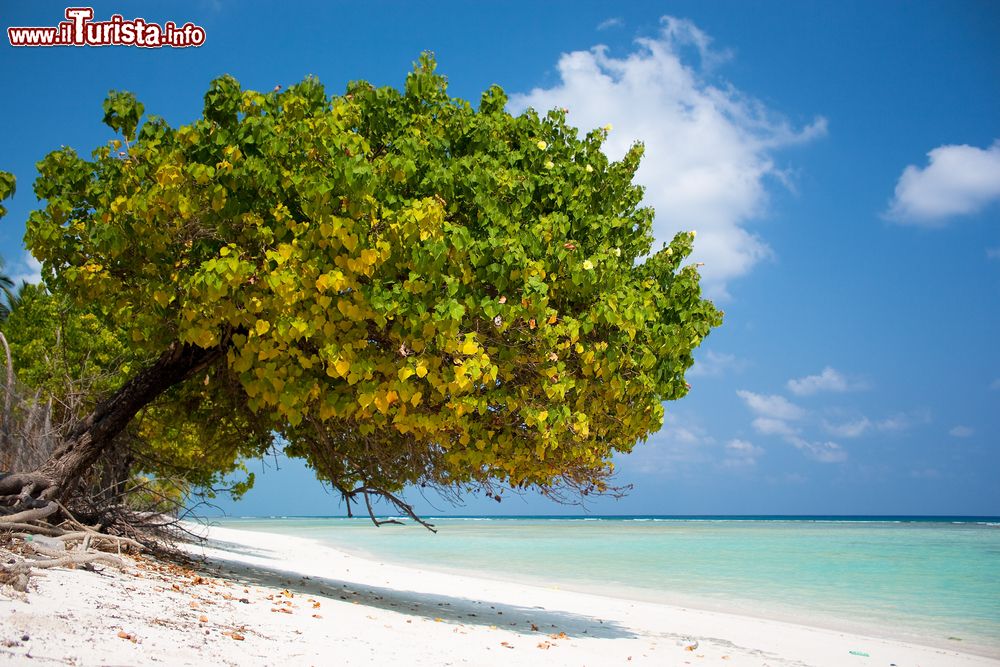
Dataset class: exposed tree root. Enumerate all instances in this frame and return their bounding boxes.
[0,500,141,594]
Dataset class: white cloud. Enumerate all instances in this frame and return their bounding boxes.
[737,390,805,421]
[823,417,872,439]
[887,140,1000,224]
[689,350,746,377]
[726,439,762,456]
[624,412,715,474]
[8,252,41,285]
[876,411,931,433]
[949,425,974,438]
[787,436,847,463]
[987,247,1000,260]
[751,417,798,437]
[737,388,853,462]
[990,378,1000,391]
[787,366,864,396]
[721,438,764,468]
[509,16,826,297]
[596,17,624,30]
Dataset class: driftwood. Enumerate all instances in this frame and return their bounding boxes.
[0,500,140,593]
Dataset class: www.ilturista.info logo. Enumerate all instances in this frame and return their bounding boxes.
[8,7,206,48]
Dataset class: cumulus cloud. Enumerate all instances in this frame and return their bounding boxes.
[721,438,764,468]
[597,17,624,30]
[887,140,1000,224]
[822,417,872,438]
[7,252,42,286]
[751,417,798,437]
[876,411,931,433]
[949,425,974,438]
[689,350,746,378]
[786,436,847,463]
[738,389,847,463]
[822,410,929,438]
[623,412,715,474]
[509,16,826,297]
[787,366,864,396]
[736,390,805,421]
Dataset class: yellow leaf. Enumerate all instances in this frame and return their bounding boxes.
[398,367,414,381]
[416,363,428,378]
[537,410,548,423]
[461,340,478,355]
[255,320,270,335]
[335,358,351,376]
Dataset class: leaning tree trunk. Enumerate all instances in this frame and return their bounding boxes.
[0,341,226,505]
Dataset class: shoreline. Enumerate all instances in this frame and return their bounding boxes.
[317,540,995,657]
[1,522,997,666]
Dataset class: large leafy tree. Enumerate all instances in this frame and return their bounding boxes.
[0,56,721,513]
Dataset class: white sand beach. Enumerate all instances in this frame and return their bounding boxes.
[1,523,997,666]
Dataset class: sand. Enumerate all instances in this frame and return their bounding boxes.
[1,523,996,666]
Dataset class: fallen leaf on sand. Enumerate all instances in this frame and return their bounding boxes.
[312,601,321,609]
[312,614,322,619]
[199,615,208,623]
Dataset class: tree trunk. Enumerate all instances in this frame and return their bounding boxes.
[0,341,225,504]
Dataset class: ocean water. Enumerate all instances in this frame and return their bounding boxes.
[214,516,1000,656]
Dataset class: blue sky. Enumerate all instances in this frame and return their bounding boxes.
[1,1,998,516]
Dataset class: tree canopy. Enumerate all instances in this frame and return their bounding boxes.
[15,55,722,511]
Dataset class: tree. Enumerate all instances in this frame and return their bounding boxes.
[0,284,264,504]
[0,171,17,321]
[0,55,722,515]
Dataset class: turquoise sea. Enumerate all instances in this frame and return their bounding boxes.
[214,516,1000,656]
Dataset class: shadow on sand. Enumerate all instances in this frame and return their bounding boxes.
[194,537,637,640]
